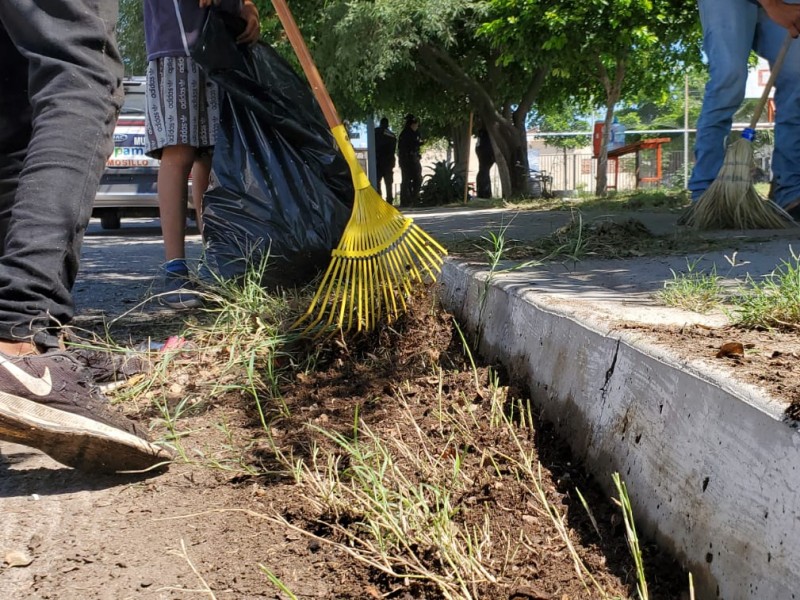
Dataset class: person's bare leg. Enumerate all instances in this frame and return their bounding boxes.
[0,340,37,356]
[191,154,211,236]
[157,144,195,262]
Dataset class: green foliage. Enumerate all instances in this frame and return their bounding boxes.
[111,0,707,198]
[657,259,724,314]
[418,160,466,206]
[530,107,592,150]
[117,0,146,76]
[733,249,800,330]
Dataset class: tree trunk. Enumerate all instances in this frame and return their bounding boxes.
[595,109,613,196]
[482,113,529,198]
[594,55,627,196]
[450,120,471,182]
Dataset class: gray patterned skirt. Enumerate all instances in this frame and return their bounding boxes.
[144,56,220,158]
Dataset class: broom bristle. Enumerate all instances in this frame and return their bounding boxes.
[294,185,447,335]
[681,138,795,230]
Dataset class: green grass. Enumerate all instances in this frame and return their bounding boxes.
[731,248,800,330]
[505,189,690,214]
[653,248,800,330]
[101,254,696,598]
[657,259,724,314]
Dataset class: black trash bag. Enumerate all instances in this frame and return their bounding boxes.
[191,13,353,287]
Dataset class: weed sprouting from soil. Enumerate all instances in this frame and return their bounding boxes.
[100,271,686,599]
[731,248,800,331]
[447,212,734,263]
[657,258,725,313]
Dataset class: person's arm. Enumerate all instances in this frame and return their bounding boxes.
[759,0,800,37]
[236,0,260,45]
[198,0,260,44]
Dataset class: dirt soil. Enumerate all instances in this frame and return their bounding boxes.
[623,321,800,419]
[0,292,688,599]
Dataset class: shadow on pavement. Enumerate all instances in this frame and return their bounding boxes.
[0,447,164,497]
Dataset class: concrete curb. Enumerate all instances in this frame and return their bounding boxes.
[439,259,800,600]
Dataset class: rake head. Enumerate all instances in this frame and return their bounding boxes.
[293,124,447,336]
[293,184,447,336]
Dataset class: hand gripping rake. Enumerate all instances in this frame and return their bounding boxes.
[270,0,447,335]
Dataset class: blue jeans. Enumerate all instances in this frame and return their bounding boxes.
[689,0,800,207]
[0,1,123,348]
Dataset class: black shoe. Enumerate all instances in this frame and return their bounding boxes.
[70,347,151,383]
[788,203,800,221]
[0,351,172,473]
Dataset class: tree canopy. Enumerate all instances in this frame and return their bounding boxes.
[115,0,705,197]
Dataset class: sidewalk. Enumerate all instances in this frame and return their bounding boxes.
[412,204,800,600]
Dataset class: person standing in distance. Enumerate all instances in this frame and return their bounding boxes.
[374,117,397,203]
[689,0,800,219]
[398,114,423,207]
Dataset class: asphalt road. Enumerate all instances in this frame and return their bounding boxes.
[74,218,203,318]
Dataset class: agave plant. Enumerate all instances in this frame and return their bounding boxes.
[418,160,466,206]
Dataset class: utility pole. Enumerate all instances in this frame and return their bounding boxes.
[367,116,377,188]
[684,74,690,189]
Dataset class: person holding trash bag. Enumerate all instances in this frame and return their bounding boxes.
[143,0,260,308]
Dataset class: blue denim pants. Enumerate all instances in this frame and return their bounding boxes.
[0,1,123,348]
[689,0,800,207]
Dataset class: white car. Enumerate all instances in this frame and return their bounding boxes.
[93,77,194,230]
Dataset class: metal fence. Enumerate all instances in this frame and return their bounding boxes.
[515,150,772,196]
[529,150,690,194]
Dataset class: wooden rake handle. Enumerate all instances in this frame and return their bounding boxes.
[747,32,794,134]
[270,0,341,130]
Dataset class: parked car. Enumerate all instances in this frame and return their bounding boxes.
[93,77,194,229]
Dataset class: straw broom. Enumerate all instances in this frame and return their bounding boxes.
[270,0,447,335]
[681,33,797,230]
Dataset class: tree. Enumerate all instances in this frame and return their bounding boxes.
[117,0,146,76]
[484,0,702,195]
[112,0,703,199]
[292,0,575,198]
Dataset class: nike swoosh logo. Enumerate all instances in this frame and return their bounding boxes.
[0,356,53,396]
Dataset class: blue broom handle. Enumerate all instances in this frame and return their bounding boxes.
[743,33,794,140]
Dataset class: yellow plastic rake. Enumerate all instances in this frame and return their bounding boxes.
[270,0,447,335]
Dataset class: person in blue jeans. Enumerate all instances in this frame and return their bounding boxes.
[690,0,800,219]
[0,0,172,473]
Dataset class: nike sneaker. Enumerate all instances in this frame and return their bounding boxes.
[0,350,173,474]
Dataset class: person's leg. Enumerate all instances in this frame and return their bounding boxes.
[156,144,204,307]
[399,163,410,206]
[688,0,758,201]
[0,1,172,473]
[384,168,394,203]
[158,145,195,262]
[0,26,30,257]
[411,159,423,203]
[755,5,800,210]
[377,170,386,198]
[476,159,492,198]
[191,153,212,236]
[0,0,123,351]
